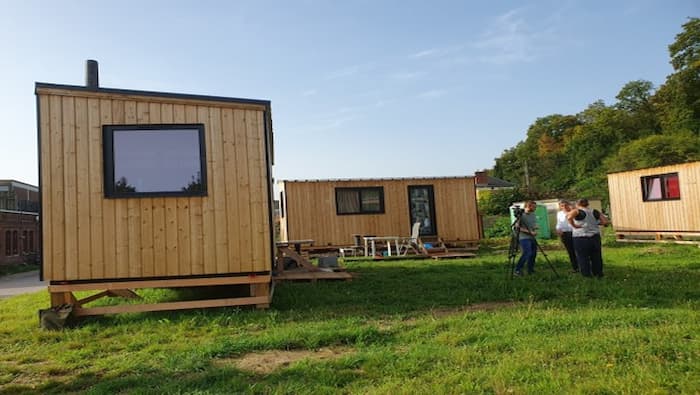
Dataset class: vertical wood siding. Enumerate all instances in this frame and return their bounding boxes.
[607,162,700,232]
[38,90,272,281]
[281,177,480,246]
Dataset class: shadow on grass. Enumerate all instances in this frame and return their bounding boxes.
[76,243,700,328]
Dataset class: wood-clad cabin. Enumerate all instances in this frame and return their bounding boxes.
[35,63,274,315]
[607,161,700,239]
[279,177,481,247]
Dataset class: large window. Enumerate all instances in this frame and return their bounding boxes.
[103,124,207,198]
[641,173,681,202]
[336,187,385,215]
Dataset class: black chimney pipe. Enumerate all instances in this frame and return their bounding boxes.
[85,59,99,88]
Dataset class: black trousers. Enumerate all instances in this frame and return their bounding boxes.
[559,232,578,271]
[573,234,603,277]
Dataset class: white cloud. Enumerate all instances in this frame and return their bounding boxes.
[473,8,552,65]
[301,89,317,97]
[417,89,447,100]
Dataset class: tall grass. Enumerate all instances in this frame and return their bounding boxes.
[0,242,698,394]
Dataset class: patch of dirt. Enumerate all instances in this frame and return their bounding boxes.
[217,347,354,375]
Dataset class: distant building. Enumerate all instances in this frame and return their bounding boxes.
[0,180,40,265]
[474,171,516,197]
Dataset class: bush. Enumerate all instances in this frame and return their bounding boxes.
[484,216,513,238]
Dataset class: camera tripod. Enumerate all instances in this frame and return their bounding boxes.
[507,211,559,279]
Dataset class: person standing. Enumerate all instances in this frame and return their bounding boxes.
[514,201,539,276]
[567,199,609,278]
[556,200,578,273]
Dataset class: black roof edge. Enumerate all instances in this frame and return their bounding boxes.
[34,82,271,107]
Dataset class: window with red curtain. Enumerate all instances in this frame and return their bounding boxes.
[641,172,681,201]
[665,174,680,199]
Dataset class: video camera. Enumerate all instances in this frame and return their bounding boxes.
[512,205,525,217]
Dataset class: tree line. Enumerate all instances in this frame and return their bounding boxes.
[484,18,700,214]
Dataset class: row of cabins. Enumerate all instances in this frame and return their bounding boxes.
[29,61,700,316]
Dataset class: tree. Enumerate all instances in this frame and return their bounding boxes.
[605,132,700,173]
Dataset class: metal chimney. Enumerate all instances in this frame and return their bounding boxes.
[85,59,99,88]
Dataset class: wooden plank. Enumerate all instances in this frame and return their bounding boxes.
[124,101,141,278]
[101,99,117,279]
[62,96,78,281]
[247,110,267,272]
[152,198,167,276]
[185,105,204,275]
[87,98,104,279]
[209,107,229,274]
[160,103,179,276]
[113,101,129,278]
[199,106,216,274]
[233,109,252,272]
[39,95,53,280]
[48,274,271,291]
[274,271,352,281]
[148,102,166,277]
[36,86,268,112]
[221,108,241,274]
[74,97,92,280]
[137,103,154,277]
[173,104,191,276]
[72,296,270,316]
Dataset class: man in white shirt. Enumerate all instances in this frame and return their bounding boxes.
[556,200,578,273]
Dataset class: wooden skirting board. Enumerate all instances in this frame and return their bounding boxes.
[46,274,272,317]
[616,231,700,246]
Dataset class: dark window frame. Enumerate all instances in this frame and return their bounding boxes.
[335,187,385,215]
[103,124,208,198]
[4,230,10,256]
[12,230,18,255]
[641,172,681,202]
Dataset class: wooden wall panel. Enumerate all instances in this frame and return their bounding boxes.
[281,177,480,246]
[608,162,700,232]
[37,88,273,282]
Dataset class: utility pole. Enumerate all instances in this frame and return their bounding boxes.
[523,160,530,192]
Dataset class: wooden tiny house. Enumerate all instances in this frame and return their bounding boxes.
[36,61,274,315]
[607,161,700,242]
[279,177,481,247]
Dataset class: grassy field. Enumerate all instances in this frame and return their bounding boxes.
[0,240,698,394]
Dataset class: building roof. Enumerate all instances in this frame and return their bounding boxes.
[281,175,473,183]
[0,180,39,192]
[473,172,516,188]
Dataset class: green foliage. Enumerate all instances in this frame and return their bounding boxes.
[483,215,513,238]
[0,244,699,393]
[490,19,699,201]
[605,132,700,172]
[477,188,527,215]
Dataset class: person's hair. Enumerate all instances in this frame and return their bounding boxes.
[526,200,537,206]
[577,198,590,207]
[558,199,570,205]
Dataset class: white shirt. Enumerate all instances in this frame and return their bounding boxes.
[556,210,573,233]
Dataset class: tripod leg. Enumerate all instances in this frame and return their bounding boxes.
[534,239,559,277]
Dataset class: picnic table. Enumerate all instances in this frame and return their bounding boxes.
[363,236,404,257]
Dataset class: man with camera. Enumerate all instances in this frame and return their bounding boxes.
[513,200,539,276]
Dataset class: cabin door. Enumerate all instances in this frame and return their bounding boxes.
[408,185,437,236]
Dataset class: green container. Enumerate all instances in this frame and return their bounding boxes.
[509,205,551,239]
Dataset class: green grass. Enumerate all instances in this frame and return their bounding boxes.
[0,242,698,394]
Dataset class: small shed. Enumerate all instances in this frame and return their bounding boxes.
[36,61,275,315]
[607,161,700,242]
[279,176,481,248]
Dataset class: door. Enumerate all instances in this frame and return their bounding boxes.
[408,185,437,236]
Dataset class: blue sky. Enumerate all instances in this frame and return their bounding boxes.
[1,1,697,186]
